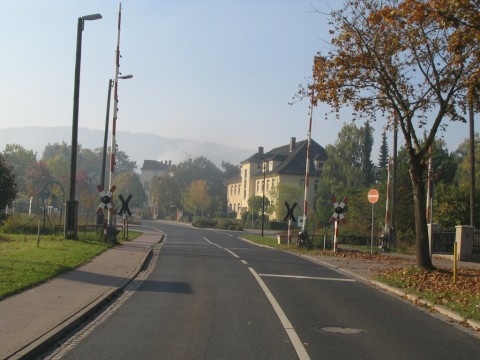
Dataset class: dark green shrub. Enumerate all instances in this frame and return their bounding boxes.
[269,221,288,230]
[215,219,243,231]
[192,218,217,228]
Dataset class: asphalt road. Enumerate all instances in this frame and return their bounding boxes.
[53,221,480,360]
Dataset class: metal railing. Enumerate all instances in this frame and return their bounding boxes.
[473,229,480,254]
[432,227,456,254]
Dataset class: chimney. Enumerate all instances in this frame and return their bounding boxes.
[290,137,296,152]
[258,146,264,155]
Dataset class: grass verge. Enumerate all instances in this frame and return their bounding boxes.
[241,234,292,249]
[375,266,480,322]
[0,231,141,300]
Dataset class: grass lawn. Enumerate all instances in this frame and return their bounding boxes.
[0,231,141,300]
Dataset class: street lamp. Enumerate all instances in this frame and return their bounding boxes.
[258,159,267,237]
[101,75,133,189]
[66,13,102,239]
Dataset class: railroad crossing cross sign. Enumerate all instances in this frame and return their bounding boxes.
[283,202,297,222]
[96,185,117,215]
[330,195,349,223]
[118,194,133,217]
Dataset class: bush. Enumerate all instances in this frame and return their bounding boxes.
[214,211,237,219]
[241,211,259,222]
[215,219,243,231]
[269,221,288,230]
[0,213,58,235]
[192,218,217,228]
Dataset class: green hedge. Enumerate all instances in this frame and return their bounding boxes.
[216,219,243,231]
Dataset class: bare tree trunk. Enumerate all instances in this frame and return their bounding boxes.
[410,155,434,270]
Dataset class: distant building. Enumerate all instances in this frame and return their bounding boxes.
[226,137,327,220]
[140,160,172,217]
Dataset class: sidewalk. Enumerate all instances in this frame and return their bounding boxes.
[0,231,163,360]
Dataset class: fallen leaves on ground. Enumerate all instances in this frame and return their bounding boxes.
[319,249,480,321]
[376,266,480,308]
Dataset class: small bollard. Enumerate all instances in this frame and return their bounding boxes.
[453,241,457,284]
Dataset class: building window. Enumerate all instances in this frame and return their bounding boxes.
[272,178,276,189]
[314,180,319,191]
[256,181,260,194]
[267,179,270,191]
[269,161,273,171]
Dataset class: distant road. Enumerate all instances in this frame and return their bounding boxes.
[58,220,480,360]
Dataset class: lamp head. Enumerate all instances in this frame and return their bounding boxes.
[82,14,102,21]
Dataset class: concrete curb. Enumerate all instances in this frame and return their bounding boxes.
[10,234,164,360]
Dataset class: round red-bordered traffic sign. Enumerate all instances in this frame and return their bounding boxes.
[368,189,379,204]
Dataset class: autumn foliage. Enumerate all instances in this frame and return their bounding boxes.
[308,0,480,269]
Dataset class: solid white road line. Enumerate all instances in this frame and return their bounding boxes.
[204,236,310,359]
[204,237,240,258]
[259,274,356,282]
[249,267,310,360]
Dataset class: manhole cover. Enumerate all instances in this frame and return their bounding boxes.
[314,326,366,335]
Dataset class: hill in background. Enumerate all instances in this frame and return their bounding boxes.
[0,126,252,170]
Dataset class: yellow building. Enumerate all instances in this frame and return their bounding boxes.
[226,137,326,221]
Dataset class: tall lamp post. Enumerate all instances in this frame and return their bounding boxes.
[101,75,133,189]
[66,13,102,239]
[257,158,266,237]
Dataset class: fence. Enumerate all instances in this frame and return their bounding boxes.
[54,224,103,236]
[53,224,123,238]
[431,227,456,254]
[473,229,480,254]
[282,232,383,250]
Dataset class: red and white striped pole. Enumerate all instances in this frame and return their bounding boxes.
[302,58,316,232]
[333,220,339,252]
[107,3,122,236]
[302,108,312,232]
[109,3,121,190]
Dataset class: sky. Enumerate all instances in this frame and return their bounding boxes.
[0,0,473,163]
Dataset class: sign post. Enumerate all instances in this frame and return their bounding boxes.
[284,202,297,245]
[368,189,379,254]
[330,196,348,252]
[118,194,133,239]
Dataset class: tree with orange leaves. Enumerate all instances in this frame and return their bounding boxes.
[309,0,478,269]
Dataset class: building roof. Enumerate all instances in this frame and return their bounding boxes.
[140,160,170,171]
[226,174,242,185]
[242,137,327,178]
